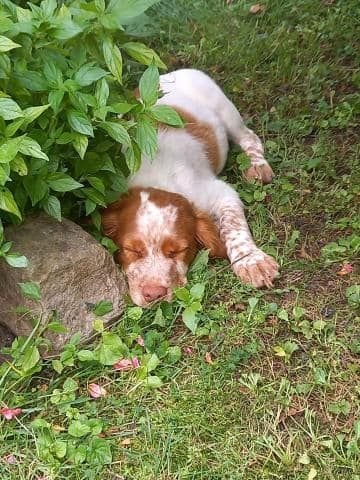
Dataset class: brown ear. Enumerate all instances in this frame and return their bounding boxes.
[195,210,227,258]
[101,201,122,239]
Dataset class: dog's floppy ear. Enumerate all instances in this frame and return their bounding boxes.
[195,210,227,258]
[101,201,123,239]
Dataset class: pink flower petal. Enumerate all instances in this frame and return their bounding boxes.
[4,454,17,464]
[113,357,140,371]
[136,336,145,347]
[337,263,353,276]
[0,408,22,420]
[87,383,107,399]
[113,358,133,371]
[183,346,193,355]
[132,357,140,368]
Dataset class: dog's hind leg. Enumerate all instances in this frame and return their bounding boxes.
[160,69,274,183]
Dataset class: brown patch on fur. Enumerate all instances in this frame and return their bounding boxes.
[194,210,227,258]
[102,187,227,269]
[160,106,221,173]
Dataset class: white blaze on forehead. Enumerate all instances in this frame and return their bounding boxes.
[136,191,178,242]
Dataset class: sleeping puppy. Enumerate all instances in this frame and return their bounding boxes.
[102,69,278,306]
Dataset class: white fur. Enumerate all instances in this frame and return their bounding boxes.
[127,69,279,302]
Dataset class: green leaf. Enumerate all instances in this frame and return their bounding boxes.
[93,318,104,333]
[4,253,28,268]
[82,187,106,206]
[22,346,40,372]
[63,377,78,392]
[96,332,127,365]
[190,283,205,300]
[102,37,122,84]
[21,104,50,126]
[31,418,51,429]
[68,421,91,438]
[236,153,251,171]
[135,118,157,159]
[293,306,306,320]
[67,109,94,137]
[145,353,159,372]
[87,176,105,194]
[123,42,166,69]
[23,176,49,206]
[273,345,286,357]
[124,144,141,174]
[68,444,87,465]
[72,133,88,159]
[19,282,41,301]
[77,350,95,362]
[139,65,159,106]
[99,121,130,145]
[328,400,351,415]
[277,308,289,321]
[93,300,113,316]
[49,89,65,112]
[0,136,25,164]
[19,137,49,161]
[40,0,57,16]
[0,97,22,120]
[53,18,82,41]
[167,345,181,364]
[0,35,21,52]
[47,321,67,333]
[52,440,67,459]
[15,71,48,91]
[10,155,27,176]
[74,64,108,87]
[143,375,163,388]
[86,438,112,465]
[150,105,184,127]
[0,187,21,219]
[85,198,96,215]
[0,241,12,254]
[95,78,109,107]
[175,287,191,302]
[109,102,135,114]
[43,195,61,221]
[47,172,83,192]
[111,170,127,192]
[107,0,160,24]
[183,307,198,334]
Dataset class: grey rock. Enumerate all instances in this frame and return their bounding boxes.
[0,213,127,356]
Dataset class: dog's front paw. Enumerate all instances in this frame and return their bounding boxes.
[232,249,279,288]
[244,161,274,184]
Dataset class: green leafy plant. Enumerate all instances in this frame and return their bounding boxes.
[0,0,182,256]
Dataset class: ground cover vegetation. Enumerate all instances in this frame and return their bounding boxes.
[0,0,359,479]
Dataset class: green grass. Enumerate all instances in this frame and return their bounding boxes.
[1,1,359,479]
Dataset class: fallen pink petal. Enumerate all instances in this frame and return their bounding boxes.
[183,346,193,355]
[136,336,145,346]
[87,383,107,398]
[113,357,140,371]
[113,358,133,371]
[0,408,22,420]
[4,454,17,464]
[337,263,353,276]
[132,357,140,368]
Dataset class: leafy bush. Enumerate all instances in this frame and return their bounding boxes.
[0,0,183,263]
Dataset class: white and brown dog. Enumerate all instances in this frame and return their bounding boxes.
[102,69,279,306]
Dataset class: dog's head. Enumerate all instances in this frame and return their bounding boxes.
[102,188,226,306]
